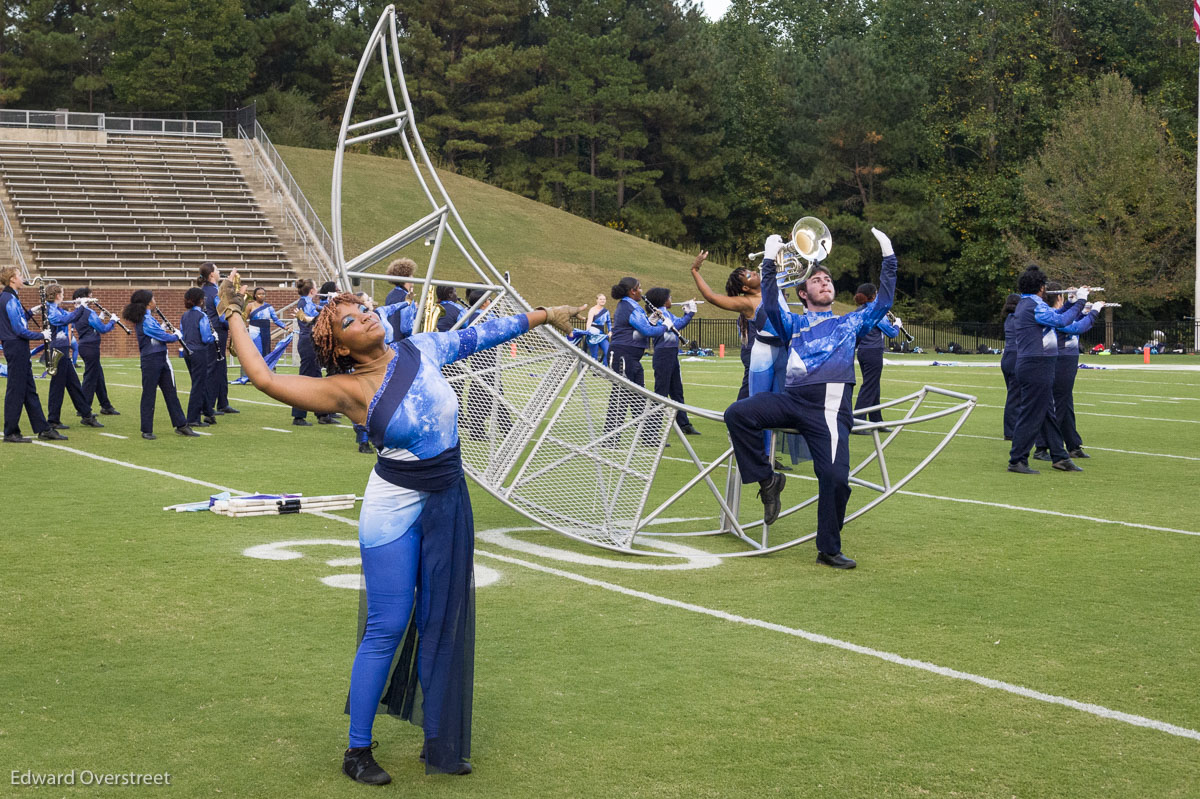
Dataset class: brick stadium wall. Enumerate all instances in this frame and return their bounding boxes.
[17,286,300,358]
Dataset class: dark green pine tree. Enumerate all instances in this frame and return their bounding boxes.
[0,0,87,109]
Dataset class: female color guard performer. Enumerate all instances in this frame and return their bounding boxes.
[1000,293,1021,440]
[44,285,101,429]
[643,287,699,435]
[1032,284,1103,462]
[851,283,899,431]
[583,293,611,364]
[121,290,198,440]
[603,276,667,443]
[246,287,289,357]
[216,272,575,784]
[1,266,62,442]
[687,251,761,400]
[71,287,121,417]
[180,287,217,428]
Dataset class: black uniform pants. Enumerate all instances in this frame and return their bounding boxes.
[604,345,654,444]
[210,326,230,409]
[2,339,49,437]
[1000,351,1018,439]
[184,345,215,424]
[652,346,691,429]
[854,347,884,423]
[140,351,187,434]
[48,346,92,423]
[79,343,113,411]
[1009,356,1068,465]
[292,332,326,420]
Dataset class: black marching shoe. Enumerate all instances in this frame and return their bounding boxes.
[772,458,793,473]
[358,441,373,454]
[816,551,857,569]
[293,417,313,426]
[4,434,32,443]
[190,420,210,428]
[217,406,239,414]
[1052,458,1083,472]
[38,429,67,441]
[318,414,338,424]
[49,421,69,430]
[142,433,157,440]
[757,472,787,526]
[100,406,120,416]
[213,408,226,416]
[204,416,217,425]
[1069,448,1090,459]
[680,424,701,436]
[175,425,201,437]
[343,742,391,786]
[1007,461,1039,475]
[81,416,104,428]
[1032,448,1052,462]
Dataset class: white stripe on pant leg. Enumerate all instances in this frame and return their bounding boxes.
[823,383,845,462]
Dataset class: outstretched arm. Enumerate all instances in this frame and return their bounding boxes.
[412,309,563,366]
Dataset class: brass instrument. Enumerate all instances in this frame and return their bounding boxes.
[421,291,442,333]
[748,217,833,288]
[886,311,915,343]
[31,277,63,376]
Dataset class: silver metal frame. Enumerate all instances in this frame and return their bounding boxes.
[331,6,977,557]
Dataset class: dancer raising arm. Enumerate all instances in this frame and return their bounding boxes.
[218,272,575,785]
[688,251,761,400]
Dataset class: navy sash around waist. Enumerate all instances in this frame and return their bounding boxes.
[373,444,464,492]
[755,332,784,347]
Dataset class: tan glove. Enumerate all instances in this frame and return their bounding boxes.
[536,305,577,336]
[218,278,247,320]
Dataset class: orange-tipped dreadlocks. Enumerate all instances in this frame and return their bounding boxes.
[312,292,363,374]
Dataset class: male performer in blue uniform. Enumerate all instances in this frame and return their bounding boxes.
[72,287,121,417]
[1,267,65,442]
[723,228,896,569]
[1006,266,1088,474]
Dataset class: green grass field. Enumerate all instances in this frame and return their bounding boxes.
[2,351,1198,797]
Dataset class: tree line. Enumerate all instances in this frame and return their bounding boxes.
[0,0,1195,321]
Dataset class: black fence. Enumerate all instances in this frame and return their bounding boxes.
[670,318,1200,355]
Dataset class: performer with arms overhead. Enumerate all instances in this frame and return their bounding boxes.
[688,252,761,400]
[723,228,897,570]
[217,270,576,785]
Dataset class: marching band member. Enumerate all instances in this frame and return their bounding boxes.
[121,290,198,440]
[688,252,761,400]
[180,287,217,428]
[584,293,611,364]
[723,228,897,569]
[217,271,576,784]
[246,287,289,357]
[604,276,667,444]
[644,287,699,435]
[291,278,333,426]
[1,266,62,442]
[999,293,1021,440]
[435,285,468,332]
[71,287,120,417]
[383,258,416,336]
[1006,266,1087,474]
[852,283,900,431]
[198,263,238,415]
[44,285,102,429]
[1032,285,1103,462]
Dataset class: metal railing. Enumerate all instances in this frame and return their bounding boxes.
[104,116,222,138]
[0,198,31,280]
[0,109,103,130]
[0,109,222,137]
[242,121,338,279]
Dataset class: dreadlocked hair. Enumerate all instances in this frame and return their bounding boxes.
[311,293,363,374]
[725,268,751,297]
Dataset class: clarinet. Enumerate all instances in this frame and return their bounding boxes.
[154,307,193,355]
[86,298,132,335]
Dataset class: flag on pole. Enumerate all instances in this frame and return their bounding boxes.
[1194,0,1200,42]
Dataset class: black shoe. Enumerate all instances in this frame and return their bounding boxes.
[1003,435,1012,441]
[38,429,67,441]
[100,407,120,416]
[680,424,701,436]
[190,421,210,428]
[816,551,857,569]
[358,441,373,454]
[175,425,201,437]
[318,415,338,424]
[850,429,871,436]
[1007,462,1039,474]
[293,418,313,426]
[1032,448,1051,462]
[772,459,793,473]
[1069,448,1090,459]
[203,416,217,425]
[4,434,32,443]
[1052,458,1083,472]
[757,472,787,526]
[49,422,69,430]
[217,406,239,414]
[343,742,391,786]
[213,409,226,416]
[142,433,157,440]
[81,416,104,428]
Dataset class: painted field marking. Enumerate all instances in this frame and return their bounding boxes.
[884,377,1200,403]
[262,427,293,434]
[17,440,1200,743]
[475,548,1200,744]
[901,428,1200,463]
[192,430,213,436]
[99,433,127,439]
[109,383,292,410]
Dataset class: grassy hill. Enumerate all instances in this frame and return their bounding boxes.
[277,144,853,317]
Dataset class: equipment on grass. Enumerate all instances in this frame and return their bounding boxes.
[212,494,359,517]
[327,6,976,557]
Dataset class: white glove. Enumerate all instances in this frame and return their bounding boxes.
[1075,287,1089,301]
[763,234,784,262]
[870,227,894,257]
[662,314,676,331]
[891,316,903,329]
[1090,300,1105,314]
[42,330,52,341]
[682,299,698,315]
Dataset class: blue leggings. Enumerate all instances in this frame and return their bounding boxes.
[588,337,610,365]
[347,530,425,748]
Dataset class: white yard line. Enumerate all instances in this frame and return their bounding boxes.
[16,440,1200,744]
[900,428,1200,463]
[262,427,293,434]
[98,433,127,439]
